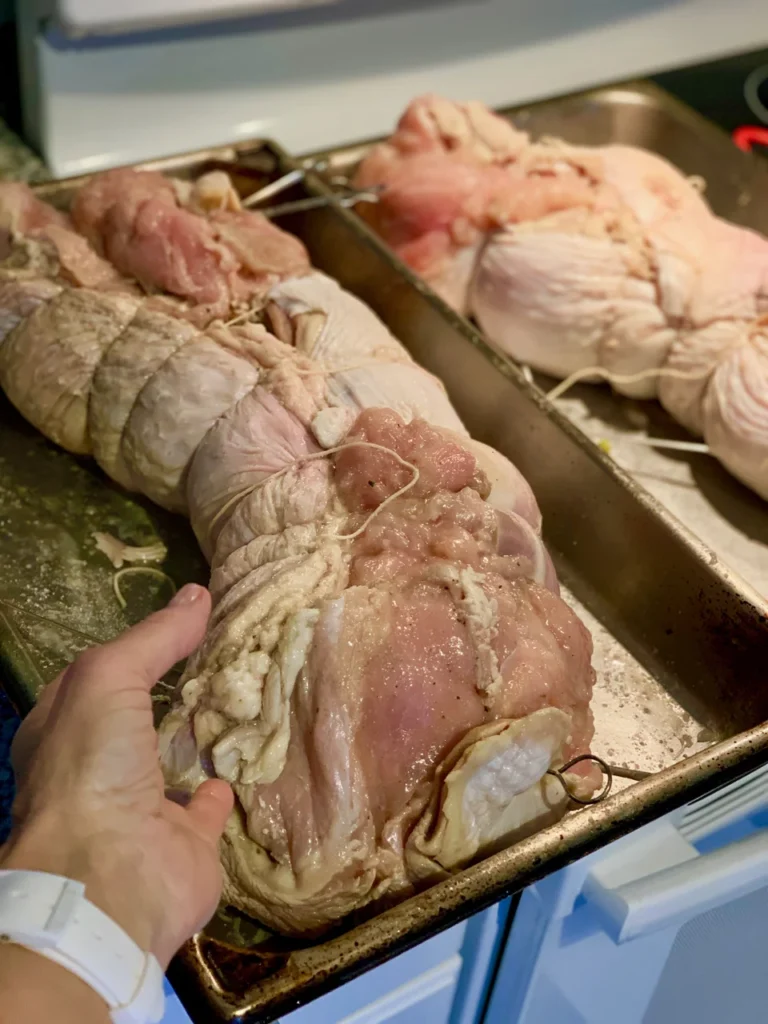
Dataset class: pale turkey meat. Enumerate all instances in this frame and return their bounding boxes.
[71,167,311,324]
[0,171,597,935]
[0,180,133,291]
[355,95,768,501]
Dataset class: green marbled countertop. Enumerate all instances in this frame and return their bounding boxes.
[0,118,47,183]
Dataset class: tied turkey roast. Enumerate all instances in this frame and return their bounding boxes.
[354,95,768,501]
[0,168,597,935]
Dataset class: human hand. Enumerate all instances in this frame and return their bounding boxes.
[0,584,233,969]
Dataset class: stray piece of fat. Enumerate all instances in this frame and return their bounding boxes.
[211,607,320,786]
[93,530,168,569]
[187,171,241,214]
[428,563,502,697]
[311,406,356,449]
[409,707,574,872]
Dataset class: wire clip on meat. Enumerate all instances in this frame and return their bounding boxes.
[547,755,652,805]
[243,165,382,218]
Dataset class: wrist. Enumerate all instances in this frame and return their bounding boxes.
[0,939,112,1024]
[0,815,161,961]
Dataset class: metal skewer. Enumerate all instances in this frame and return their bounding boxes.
[609,765,654,782]
[256,188,382,219]
[242,164,382,218]
[547,754,653,806]
[242,168,305,208]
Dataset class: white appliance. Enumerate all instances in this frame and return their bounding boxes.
[484,763,768,1024]
[15,0,768,177]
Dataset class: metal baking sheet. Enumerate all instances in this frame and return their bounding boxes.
[0,134,765,1024]
[305,80,768,599]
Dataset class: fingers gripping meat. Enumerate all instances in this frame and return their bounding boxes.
[0,170,597,934]
[357,95,768,500]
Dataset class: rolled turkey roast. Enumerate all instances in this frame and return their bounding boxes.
[354,95,768,502]
[0,170,597,935]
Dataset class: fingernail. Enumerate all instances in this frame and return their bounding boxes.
[170,583,205,607]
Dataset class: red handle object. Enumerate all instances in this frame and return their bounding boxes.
[732,125,768,153]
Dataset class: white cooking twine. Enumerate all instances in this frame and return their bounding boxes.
[208,440,421,541]
[546,362,715,402]
[546,363,715,457]
[112,566,177,609]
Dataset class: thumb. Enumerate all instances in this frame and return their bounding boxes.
[84,584,212,692]
[185,779,234,844]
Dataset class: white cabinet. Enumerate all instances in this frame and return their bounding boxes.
[485,764,768,1024]
[282,901,510,1024]
[332,956,462,1024]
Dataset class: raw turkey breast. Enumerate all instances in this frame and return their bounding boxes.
[355,95,768,501]
[71,168,311,323]
[0,168,597,935]
[0,181,134,290]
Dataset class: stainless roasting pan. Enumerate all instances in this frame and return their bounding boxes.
[0,128,765,1023]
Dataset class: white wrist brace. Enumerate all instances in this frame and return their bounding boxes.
[0,870,165,1023]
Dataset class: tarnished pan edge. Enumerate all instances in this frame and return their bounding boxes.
[170,720,768,1022]
[32,140,270,196]
[25,136,768,1023]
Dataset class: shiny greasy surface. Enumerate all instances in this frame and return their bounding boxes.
[0,396,208,705]
[8,132,768,1023]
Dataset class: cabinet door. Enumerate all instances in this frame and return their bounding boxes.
[284,900,510,1024]
[485,767,768,1024]
[337,954,463,1024]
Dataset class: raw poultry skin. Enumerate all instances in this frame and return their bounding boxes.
[355,95,768,501]
[0,171,597,935]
